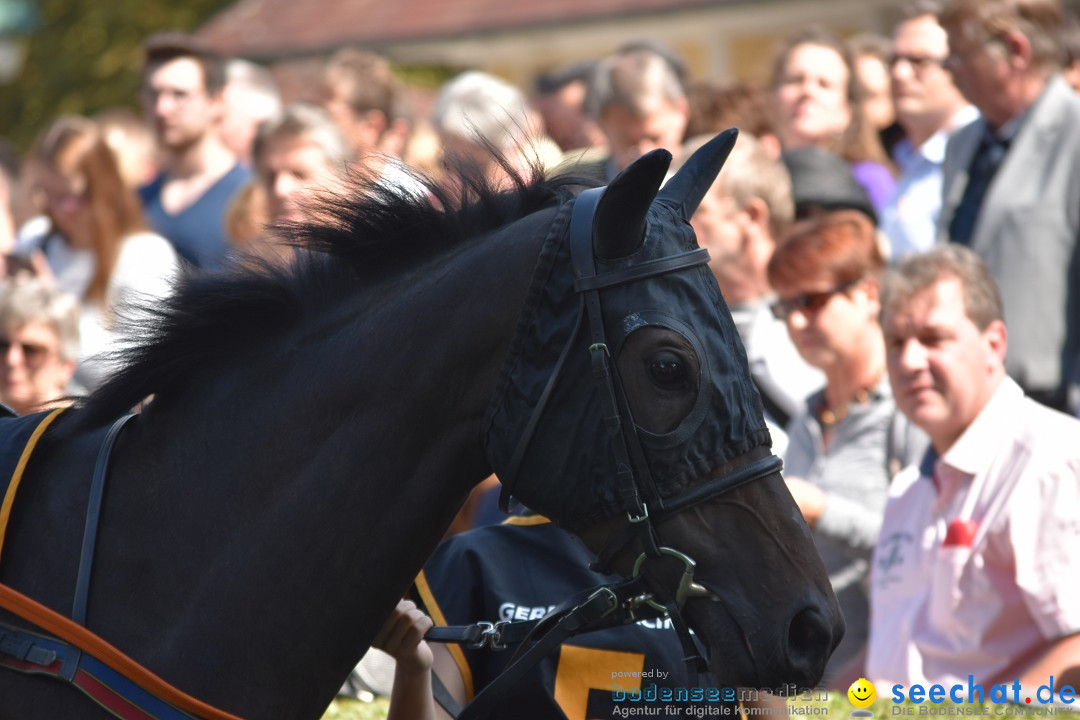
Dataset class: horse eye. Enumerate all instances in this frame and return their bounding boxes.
[648,354,687,388]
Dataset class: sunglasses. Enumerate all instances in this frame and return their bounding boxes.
[770,278,861,320]
[0,338,58,368]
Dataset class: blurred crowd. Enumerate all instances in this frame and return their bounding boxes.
[1,0,1079,713]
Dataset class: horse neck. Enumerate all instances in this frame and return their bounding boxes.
[94,210,554,717]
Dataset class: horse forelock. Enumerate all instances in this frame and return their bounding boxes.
[70,165,593,433]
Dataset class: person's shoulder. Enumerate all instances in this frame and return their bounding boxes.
[947,105,981,137]
[13,215,51,253]
[779,401,818,464]
[427,520,532,564]
[426,517,580,581]
[886,453,931,501]
[851,159,893,178]
[118,231,180,263]
[1044,74,1080,111]
[1014,395,1080,455]
[472,515,565,552]
[138,173,166,202]
[749,305,791,346]
[998,399,1080,513]
[419,520,555,606]
[950,114,984,139]
[420,531,488,599]
[197,164,251,203]
[783,391,820,432]
[121,230,177,251]
[217,163,252,190]
[1023,76,1080,148]
[943,118,984,161]
[784,403,814,432]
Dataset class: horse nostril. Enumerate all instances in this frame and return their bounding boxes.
[786,606,834,677]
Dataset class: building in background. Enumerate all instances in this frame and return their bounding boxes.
[196,0,900,104]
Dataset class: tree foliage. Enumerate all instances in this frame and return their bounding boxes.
[1,0,233,151]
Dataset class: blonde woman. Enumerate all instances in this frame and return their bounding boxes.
[19,116,179,390]
[770,27,896,213]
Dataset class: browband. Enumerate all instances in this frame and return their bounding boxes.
[573,248,711,293]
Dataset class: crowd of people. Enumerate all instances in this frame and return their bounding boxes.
[1,0,1079,717]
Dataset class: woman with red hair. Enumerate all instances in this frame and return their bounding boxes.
[767,210,926,682]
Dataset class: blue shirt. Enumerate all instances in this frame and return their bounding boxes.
[882,106,979,258]
[139,164,250,271]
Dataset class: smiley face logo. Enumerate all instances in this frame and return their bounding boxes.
[848,678,876,709]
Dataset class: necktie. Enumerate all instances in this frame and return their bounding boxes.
[948,133,1009,247]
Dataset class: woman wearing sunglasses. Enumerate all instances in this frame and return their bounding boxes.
[0,277,79,415]
[766,209,927,683]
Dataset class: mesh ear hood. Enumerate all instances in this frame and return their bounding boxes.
[483,193,771,531]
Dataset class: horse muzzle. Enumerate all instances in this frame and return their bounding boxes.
[685,584,845,691]
[778,601,845,688]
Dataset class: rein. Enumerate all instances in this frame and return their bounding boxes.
[0,412,244,720]
[453,187,782,718]
[434,574,661,719]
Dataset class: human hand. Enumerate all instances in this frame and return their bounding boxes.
[785,476,826,527]
[372,599,435,674]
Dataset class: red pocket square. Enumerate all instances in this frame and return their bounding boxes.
[944,518,978,547]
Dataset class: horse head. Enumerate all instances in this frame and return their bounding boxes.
[485,129,844,689]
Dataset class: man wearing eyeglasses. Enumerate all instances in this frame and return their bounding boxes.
[880,1,977,258]
[935,0,1080,414]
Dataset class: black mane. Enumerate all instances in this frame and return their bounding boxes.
[74,165,593,430]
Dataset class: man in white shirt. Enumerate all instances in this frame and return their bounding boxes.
[867,244,1080,690]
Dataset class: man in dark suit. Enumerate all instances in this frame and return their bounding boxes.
[935,0,1080,412]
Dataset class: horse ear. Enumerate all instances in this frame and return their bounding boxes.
[593,148,672,260]
[655,128,739,221]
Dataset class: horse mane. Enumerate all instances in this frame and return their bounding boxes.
[72,162,594,431]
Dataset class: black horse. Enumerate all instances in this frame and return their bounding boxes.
[0,131,842,719]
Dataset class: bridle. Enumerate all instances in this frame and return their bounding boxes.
[455,186,782,716]
[558,186,782,576]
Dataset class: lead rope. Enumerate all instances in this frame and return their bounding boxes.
[448,576,655,720]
